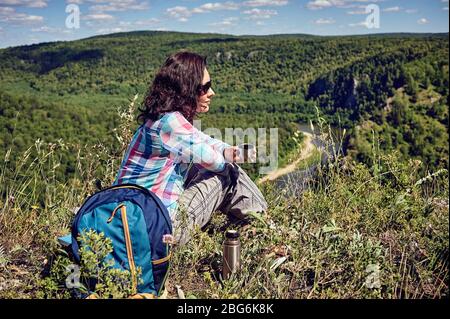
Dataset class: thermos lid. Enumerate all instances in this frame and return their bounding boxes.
[225,230,240,239]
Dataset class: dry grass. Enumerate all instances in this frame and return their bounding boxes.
[0,97,447,299]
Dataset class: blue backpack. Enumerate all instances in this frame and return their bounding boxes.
[70,183,172,298]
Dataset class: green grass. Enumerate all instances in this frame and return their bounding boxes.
[0,99,448,299]
[167,153,448,299]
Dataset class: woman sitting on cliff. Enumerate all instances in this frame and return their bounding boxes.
[114,51,267,245]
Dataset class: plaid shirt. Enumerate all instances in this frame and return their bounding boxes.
[113,111,230,217]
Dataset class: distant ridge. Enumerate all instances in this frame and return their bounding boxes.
[1,30,447,51]
[84,30,450,41]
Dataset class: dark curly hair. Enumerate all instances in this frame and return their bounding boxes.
[138,51,207,124]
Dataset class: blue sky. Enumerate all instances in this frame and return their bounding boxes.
[0,0,448,48]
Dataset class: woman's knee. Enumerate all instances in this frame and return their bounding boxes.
[236,165,268,210]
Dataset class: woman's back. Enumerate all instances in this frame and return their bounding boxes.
[114,111,228,216]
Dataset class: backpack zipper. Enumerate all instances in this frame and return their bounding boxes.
[108,199,171,296]
[119,204,138,294]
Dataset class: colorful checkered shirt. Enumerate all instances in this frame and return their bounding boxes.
[113,111,230,217]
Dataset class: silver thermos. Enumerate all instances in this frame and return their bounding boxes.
[222,230,241,280]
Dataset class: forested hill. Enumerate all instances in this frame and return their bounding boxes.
[0,31,448,178]
[1,31,448,299]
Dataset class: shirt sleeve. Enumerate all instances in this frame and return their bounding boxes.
[160,112,227,173]
[197,130,231,157]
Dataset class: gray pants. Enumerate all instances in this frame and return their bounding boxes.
[171,163,268,245]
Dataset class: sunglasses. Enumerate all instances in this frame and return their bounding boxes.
[198,80,212,95]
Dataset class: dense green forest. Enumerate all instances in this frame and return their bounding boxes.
[0,31,448,183]
[0,31,448,299]
[307,39,449,169]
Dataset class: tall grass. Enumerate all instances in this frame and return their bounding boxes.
[0,96,448,299]
[0,95,138,298]
[168,107,448,299]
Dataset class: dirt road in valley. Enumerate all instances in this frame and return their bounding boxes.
[257,132,316,184]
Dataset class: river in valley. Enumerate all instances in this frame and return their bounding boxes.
[273,123,344,197]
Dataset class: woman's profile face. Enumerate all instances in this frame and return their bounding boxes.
[196,68,215,114]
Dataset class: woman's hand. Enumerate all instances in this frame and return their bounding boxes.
[223,146,241,163]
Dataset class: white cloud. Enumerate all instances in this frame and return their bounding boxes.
[167,0,287,23]
[307,0,345,10]
[170,0,288,18]
[0,6,43,24]
[210,16,239,27]
[346,9,366,15]
[192,2,240,13]
[348,20,369,28]
[166,6,192,22]
[31,25,57,32]
[89,1,149,13]
[0,13,43,23]
[65,0,150,13]
[242,0,288,7]
[0,6,15,14]
[345,2,383,14]
[0,0,48,8]
[314,17,336,24]
[383,6,400,12]
[167,2,242,21]
[84,13,115,21]
[307,0,385,10]
[243,8,277,19]
[31,25,73,34]
[417,18,429,25]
